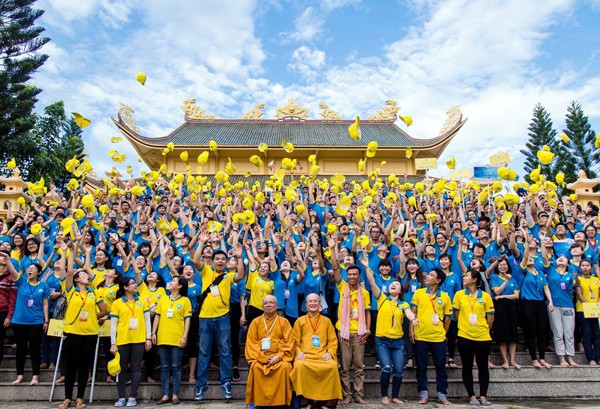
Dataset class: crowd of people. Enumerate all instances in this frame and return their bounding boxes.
[0,171,599,409]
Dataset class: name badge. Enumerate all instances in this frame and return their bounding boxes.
[284,289,290,299]
[261,337,271,351]
[27,299,34,308]
[411,285,417,292]
[590,292,596,300]
[80,311,89,322]
[468,313,478,326]
[382,285,387,294]
[167,307,174,318]
[116,259,123,267]
[50,288,56,295]
[210,285,220,297]
[312,335,321,347]
[129,317,138,330]
[560,282,567,290]
[431,313,440,325]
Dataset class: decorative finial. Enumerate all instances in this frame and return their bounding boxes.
[439,105,462,135]
[241,103,265,120]
[367,100,399,121]
[275,99,308,120]
[182,99,216,120]
[118,103,140,133]
[319,103,342,121]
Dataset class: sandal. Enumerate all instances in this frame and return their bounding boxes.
[479,399,492,406]
[75,398,87,409]
[469,399,481,406]
[404,359,414,369]
[58,399,72,409]
[447,358,458,368]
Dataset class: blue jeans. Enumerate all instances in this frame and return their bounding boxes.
[375,337,405,398]
[158,346,183,396]
[577,312,600,363]
[414,340,448,400]
[196,315,232,388]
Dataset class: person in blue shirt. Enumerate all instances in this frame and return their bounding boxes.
[512,236,555,369]
[541,247,578,368]
[400,258,424,369]
[489,256,521,369]
[3,256,49,386]
[439,253,462,368]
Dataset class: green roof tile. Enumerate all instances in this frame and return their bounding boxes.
[143,120,446,148]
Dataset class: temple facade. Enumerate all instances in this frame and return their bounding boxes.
[113,99,466,179]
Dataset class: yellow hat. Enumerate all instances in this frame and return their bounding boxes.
[357,235,369,247]
[243,209,255,224]
[73,209,86,220]
[107,352,121,377]
[207,221,223,233]
[446,157,456,169]
[327,223,337,234]
[99,205,110,216]
[295,204,306,214]
[136,72,146,85]
[537,145,555,165]
[7,158,16,170]
[405,147,413,158]
[398,115,413,127]
[209,140,218,151]
[180,151,189,162]
[348,116,361,141]
[258,143,268,152]
[30,223,43,236]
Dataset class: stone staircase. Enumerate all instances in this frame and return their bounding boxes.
[0,329,599,402]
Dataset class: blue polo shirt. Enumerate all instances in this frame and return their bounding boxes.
[545,265,575,308]
[12,275,49,325]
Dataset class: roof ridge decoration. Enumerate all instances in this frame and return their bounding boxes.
[319,103,342,121]
[439,105,462,136]
[275,98,309,120]
[118,103,140,133]
[182,98,216,120]
[367,100,399,121]
[241,103,265,120]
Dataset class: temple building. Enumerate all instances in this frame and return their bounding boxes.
[113,99,466,180]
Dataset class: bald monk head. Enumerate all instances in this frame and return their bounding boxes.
[305,293,321,315]
[263,295,278,318]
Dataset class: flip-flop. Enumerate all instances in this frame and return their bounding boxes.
[479,399,492,406]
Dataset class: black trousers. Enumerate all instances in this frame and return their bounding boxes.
[447,319,459,359]
[521,299,547,360]
[117,343,145,399]
[13,323,44,376]
[458,337,491,398]
[63,333,97,400]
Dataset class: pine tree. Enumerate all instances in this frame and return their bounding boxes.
[0,0,50,170]
[520,103,561,184]
[562,101,599,180]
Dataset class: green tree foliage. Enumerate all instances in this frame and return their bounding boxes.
[562,101,599,180]
[520,103,561,184]
[25,101,85,188]
[0,0,50,167]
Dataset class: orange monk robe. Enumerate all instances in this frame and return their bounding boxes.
[290,314,343,401]
[245,315,294,406]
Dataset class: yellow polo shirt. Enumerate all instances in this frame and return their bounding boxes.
[109,296,150,346]
[139,283,166,309]
[335,279,371,333]
[90,268,107,290]
[576,276,600,313]
[375,293,410,338]
[63,286,104,336]
[452,288,494,341]
[411,288,452,342]
[95,284,118,311]
[199,268,235,318]
[247,270,275,310]
[155,296,192,346]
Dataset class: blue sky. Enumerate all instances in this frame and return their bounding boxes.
[33,0,600,179]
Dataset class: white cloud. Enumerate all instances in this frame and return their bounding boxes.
[288,46,327,81]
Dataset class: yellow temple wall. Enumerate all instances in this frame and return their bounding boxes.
[161,148,420,176]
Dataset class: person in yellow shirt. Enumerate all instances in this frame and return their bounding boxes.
[329,237,371,405]
[109,277,152,408]
[409,268,452,405]
[152,276,191,405]
[361,256,417,405]
[575,259,600,364]
[94,268,119,383]
[245,259,275,324]
[192,238,245,402]
[60,241,108,409]
[453,270,495,406]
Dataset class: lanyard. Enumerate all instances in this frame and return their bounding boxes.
[429,293,438,313]
[307,314,320,334]
[263,316,278,336]
[27,281,38,299]
[588,239,597,251]
[78,291,88,308]
[124,299,136,316]
[389,300,398,323]
[467,293,478,313]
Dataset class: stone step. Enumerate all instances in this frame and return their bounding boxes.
[0,350,590,370]
[0,375,599,401]
[1,364,598,383]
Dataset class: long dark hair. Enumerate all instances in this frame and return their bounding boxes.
[467,269,483,289]
[115,276,136,299]
[402,257,424,293]
[171,276,188,298]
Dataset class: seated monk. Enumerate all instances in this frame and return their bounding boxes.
[245,295,294,408]
[290,293,342,409]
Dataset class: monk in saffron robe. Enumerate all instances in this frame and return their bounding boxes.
[245,295,294,407]
[290,293,342,408]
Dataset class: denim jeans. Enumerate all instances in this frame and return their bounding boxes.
[196,315,232,388]
[375,337,405,399]
[414,340,448,400]
[158,346,184,396]
[577,312,600,363]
